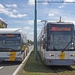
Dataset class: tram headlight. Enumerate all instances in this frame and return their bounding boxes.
[49,54,54,56]
[71,54,75,56]
[72,43,73,45]
[71,43,74,46]
[49,54,52,56]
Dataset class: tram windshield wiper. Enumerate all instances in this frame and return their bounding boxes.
[61,37,73,52]
[53,46,58,51]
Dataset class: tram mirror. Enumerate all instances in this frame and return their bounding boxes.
[22,45,26,51]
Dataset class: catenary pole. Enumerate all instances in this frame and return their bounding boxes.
[34,0,37,60]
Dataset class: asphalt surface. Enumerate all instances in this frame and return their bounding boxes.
[0,45,33,75]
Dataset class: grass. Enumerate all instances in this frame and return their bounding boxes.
[19,51,54,75]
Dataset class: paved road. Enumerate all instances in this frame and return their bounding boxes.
[0,61,20,75]
[28,45,33,51]
[0,46,33,75]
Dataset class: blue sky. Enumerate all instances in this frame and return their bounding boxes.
[0,0,75,41]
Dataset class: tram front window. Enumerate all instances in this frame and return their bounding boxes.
[0,34,21,51]
[48,31,74,51]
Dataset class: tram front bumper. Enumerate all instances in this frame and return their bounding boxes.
[44,59,75,66]
[0,57,22,61]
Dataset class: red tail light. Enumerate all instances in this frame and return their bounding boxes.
[73,60,75,62]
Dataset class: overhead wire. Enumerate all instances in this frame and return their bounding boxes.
[45,0,53,21]
[39,0,53,26]
[39,0,75,22]
[61,0,75,21]
[64,10,75,22]
[44,0,64,21]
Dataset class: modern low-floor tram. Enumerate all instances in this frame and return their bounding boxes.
[38,22,75,65]
[0,28,29,62]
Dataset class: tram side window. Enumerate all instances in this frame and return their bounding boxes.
[43,38,47,49]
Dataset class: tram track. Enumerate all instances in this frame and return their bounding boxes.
[65,66,75,75]
[49,66,75,75]
[50,66,62,75]
[55,66,75,75]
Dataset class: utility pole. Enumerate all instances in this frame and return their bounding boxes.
[34,0,37,60]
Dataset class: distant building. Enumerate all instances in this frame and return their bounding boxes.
[0,19,7,28]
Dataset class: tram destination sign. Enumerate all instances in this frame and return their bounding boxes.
[51,27,71,31]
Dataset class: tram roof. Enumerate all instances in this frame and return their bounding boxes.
[0,28,22,34]
[46,22,74,25]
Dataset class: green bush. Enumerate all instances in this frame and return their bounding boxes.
[0,24,4,28]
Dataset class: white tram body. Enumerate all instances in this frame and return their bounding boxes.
[38,22,75,65]
[0,28,29,62]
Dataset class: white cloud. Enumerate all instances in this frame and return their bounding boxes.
[15,14,27,18]
[29,32,34,34]
[37,19,41,22]
[6,4,17,8]
[38,8,62,19]
[64,0,75,2]
[28,0,48,5]
[48,14,54,16]
[0,4,4,8]
[12,10,18,13]
[27,20,42,26]
[28,20,34,25]
[28,0,35,5]
[37,28,40,30]
[24,26,30,30]
[42,2,48,5]
[59,5,64,8]
[0,4,27,18]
